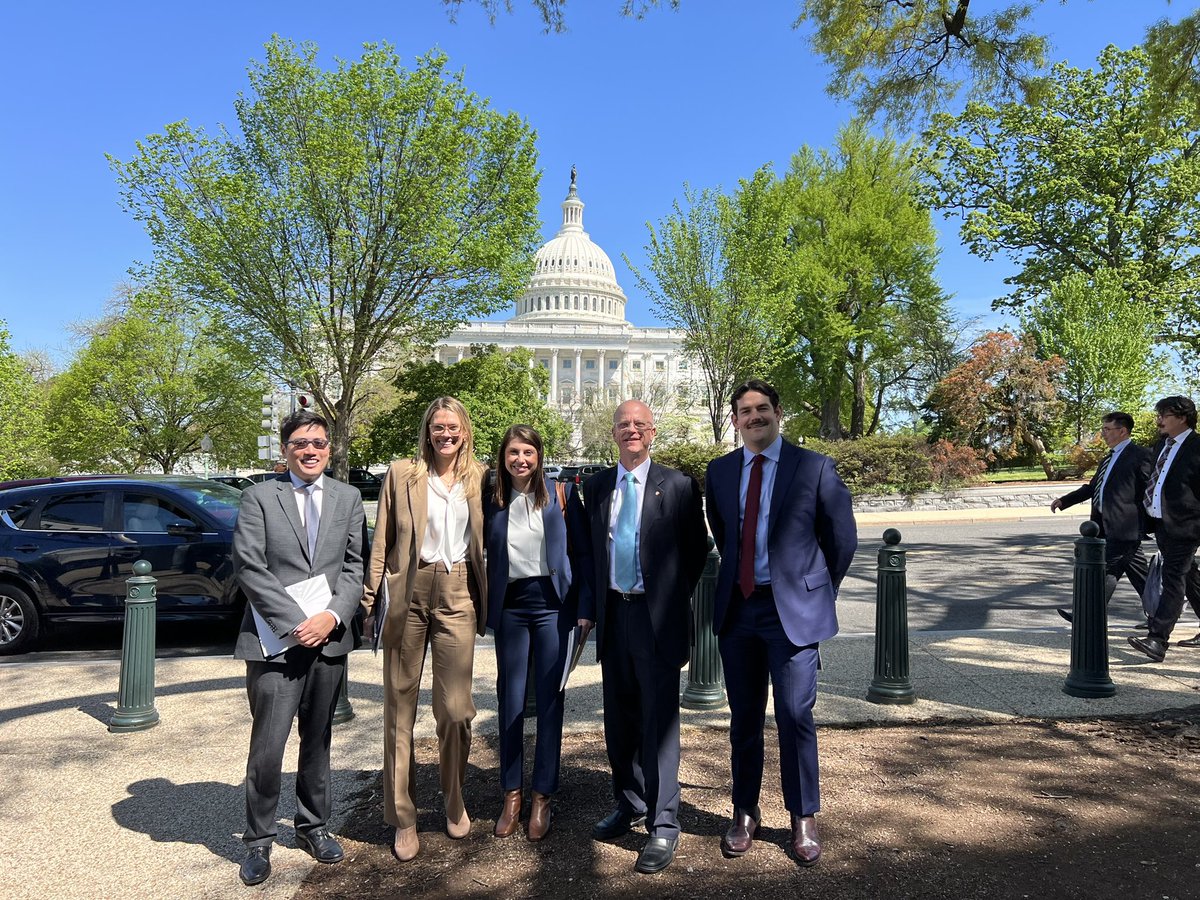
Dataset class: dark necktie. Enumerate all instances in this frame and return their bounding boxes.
[304,483,320,559]
[1144,437,1176,512]
[1091,451,1112,509]
[739,454,764,598]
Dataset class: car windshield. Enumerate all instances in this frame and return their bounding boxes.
[167,480,243,527]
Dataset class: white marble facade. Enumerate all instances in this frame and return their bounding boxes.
[437,171,705,447]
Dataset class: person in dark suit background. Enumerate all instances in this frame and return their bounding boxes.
[232,409,366,886]
[1130,396,1200,662]
[568,398,708,874]
[483,424,575,842]
[705,379,857,867]
[1050,412,1153,619]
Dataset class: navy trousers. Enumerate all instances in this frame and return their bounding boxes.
[718,587,821,817]
[495,577,570,795]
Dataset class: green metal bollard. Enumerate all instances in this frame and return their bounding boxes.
[1063,520,1115,698]
[867,528,916,705]
[109,560,161,732]
[332,662,355,724]
[682,543,726,710]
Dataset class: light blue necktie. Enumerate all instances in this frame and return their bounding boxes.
[614,473,638,592]
[304,483,320,559]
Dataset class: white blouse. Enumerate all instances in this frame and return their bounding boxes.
[506,489,550,580]
[421,476,470,571]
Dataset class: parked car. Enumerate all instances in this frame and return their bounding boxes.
[544,465,563,481]
[209,475,255,491]
[0,476,245,654]
[325,467,383,501]
[558,464,607,486]
[245,471,280,483]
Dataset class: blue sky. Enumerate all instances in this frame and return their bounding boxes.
[0,0,1186,360]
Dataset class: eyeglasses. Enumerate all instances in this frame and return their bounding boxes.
[430,425,462,436]
[615,420,655,434]
[287,438,330,450]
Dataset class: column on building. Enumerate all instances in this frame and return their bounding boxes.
[643,351,652,396]
[597,349,607,400]
[618,348,626,398]
[574,348,583,400]
[551,348,559,405]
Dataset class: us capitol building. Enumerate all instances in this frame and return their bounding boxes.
[435,170,707,447]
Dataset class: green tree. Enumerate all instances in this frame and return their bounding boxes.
[0,323,54,480]
[927,330,1064,478]
[109,38,541,479]
[775,122,952,440]
[627,170,790,442]
[45,283,266,473]
[925,46,1200,342]
[1022,269,1167,443]
[368,345,570,463]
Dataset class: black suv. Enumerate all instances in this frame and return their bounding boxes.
[0,476,245,654]
[324,467,383,501]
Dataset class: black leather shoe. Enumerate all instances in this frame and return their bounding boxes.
[1178,633,1200,648]
[295,827,344,863]
[790,814,822,867]
[634,835,677,874]
[1057,608,1073,623]
[239,846,271,886]
[1128,635,1168,662]
[721,806,761,857]
[592,807,647,840]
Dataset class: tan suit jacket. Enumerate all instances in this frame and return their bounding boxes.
[365,459,487,646]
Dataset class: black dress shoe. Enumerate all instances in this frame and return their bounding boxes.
[592,807,647,840]
[239,846,271,886]
[295,827,344,863]
[1057,608,1073,623]
[721,806,761,857]
[1178,633,1200,648]
[1128,635,1168,662]
[634,835,677,874]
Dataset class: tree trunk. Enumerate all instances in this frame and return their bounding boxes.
[819,395,845,440]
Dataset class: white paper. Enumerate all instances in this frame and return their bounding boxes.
[251,574,333,658]
[559,624,586,691]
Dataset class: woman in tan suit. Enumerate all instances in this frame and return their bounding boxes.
[366,396,487,861]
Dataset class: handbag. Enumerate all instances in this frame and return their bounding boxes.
[1142,551,1163,618]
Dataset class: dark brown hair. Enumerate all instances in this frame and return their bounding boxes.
[493,424,550,510]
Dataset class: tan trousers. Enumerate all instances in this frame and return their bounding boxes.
[383,560,477,828]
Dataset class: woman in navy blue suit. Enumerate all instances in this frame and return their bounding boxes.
[484,424,575,841]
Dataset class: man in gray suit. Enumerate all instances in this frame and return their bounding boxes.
[233,409,365,886]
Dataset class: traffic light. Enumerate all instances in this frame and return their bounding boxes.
[297,395,310,408]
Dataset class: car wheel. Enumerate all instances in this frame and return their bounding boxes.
[0,584,39,655]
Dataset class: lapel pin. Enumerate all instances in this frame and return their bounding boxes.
[655,491,661,497]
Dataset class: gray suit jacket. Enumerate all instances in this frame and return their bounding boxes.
[232,474,366,661]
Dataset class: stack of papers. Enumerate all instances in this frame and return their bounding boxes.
[251,574,333,658]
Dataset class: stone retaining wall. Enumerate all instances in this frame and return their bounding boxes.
[852,481,1084,513]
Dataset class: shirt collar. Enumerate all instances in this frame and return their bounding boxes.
[1111,437,1131,455]
[742,435,783,466]
[617,456,652,486]
[289,471,323,491]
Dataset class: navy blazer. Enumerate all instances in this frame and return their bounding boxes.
[705,439,857,647]
[567,462,708,668]
[482,478,574,633]
[1056,443,1151,543]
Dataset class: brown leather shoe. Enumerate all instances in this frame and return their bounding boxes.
[527,791,552,842]
[721,806,760,857]
[790,814,821,867]
[494,790,522,838]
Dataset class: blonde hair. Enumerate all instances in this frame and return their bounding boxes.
[409,396,484,497]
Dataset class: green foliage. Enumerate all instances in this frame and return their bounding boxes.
[627,170,790,442]
[44,282,266,473]
[0,323,54,480]
[651,439,725,490]
[1021,269,1167,442]
[774,122,953,440]
[109,38,542,477]
[368,345,570,463]
[925,45,1200,343]
[796,0,1052,124]
[802,434,983,497]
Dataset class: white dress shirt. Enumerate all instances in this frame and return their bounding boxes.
[422,476,470,571]
[1146,429,1193,518]
[1095,437,1130,508]
[506,489,550,580]
[287,471,339,624]
[608,456,651,592]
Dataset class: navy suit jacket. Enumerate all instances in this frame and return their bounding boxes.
[705,439,857,647]
[482,478,575,632]
[567,461,708,668]
[1056,443,1151,543]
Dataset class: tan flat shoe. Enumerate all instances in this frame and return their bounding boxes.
[447,809,471,839]
[392,825,419,862]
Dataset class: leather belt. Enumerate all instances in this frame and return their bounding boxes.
[607,589,645,602]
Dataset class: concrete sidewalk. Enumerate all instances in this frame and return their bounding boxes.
[4,621,1198,900]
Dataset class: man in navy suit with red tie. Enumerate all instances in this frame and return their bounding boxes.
[705,380,857,867]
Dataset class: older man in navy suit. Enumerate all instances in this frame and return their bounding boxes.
[705,379,857,867]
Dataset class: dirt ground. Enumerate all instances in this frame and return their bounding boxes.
[297,709,1200,900]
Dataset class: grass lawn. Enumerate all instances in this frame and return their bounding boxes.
[984,466,1053,482]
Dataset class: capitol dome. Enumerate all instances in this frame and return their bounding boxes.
[512,170,628,324]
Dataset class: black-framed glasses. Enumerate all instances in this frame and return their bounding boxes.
[287,438,330,450]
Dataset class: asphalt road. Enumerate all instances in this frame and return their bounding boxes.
[7,518,1166,666]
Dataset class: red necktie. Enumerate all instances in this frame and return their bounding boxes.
[739,454,764,598]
